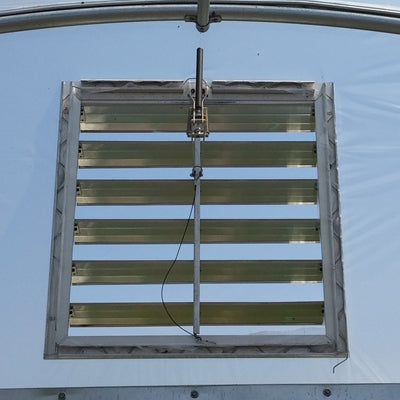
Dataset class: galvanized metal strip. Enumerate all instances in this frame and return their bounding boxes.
[74,218,320,244]
[2,384,400,400]
[69,301,324,326]
[71,259,323,284]
[78,141,317,168]
[76,179,317,205]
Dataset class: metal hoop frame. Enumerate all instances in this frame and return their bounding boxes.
[1,1,400,35]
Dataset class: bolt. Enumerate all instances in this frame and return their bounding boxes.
[323,388,331,397]
[191,390,199,398]
[58,393,66,400]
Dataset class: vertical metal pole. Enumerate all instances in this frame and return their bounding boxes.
[196,0,210,32]
[195,48,203,115]
[193,138,201,336]
[192,47,203,336]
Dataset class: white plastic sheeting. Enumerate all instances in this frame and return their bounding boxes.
[0,19,400,387]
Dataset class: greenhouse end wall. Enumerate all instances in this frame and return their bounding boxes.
[0,19,400,387]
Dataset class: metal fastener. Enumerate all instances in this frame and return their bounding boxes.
[323,388,332,397]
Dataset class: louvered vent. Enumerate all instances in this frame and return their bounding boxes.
[70,83,323,333]
[46,81,346,358]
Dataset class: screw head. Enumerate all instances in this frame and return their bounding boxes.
[191,390,199,398]
[323,388,332,397]
[58,393,66,400]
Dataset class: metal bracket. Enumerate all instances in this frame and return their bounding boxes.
[184,12,222,32]
[186,107,209,138]
[186,48,209,138]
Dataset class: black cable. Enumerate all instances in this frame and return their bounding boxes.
[332,352,349,373]
[160,186,200,339]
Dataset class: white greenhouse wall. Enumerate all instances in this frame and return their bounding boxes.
[0,20,400,387]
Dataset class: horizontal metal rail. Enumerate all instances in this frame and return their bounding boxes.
[76,179,317,205]
[69,301,324,326]
[1,1,400,35]
[78,141,317,168]
[74,218,320,244]
[4,384,400,399]
[71,259,323,284]
[78,80,316,100]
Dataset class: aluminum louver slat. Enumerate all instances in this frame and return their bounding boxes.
[80,103,315,132]
[74,219,320,244]
[71,260,323,284]
[70,302,324,327]
[76,179,317,205]
[82,104,314,117]
[81,122,314,133]
[78,141,317,168]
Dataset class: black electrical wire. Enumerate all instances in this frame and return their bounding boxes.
[332,352,349,373]
[160,186,201,339]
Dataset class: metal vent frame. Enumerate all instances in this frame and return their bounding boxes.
[45,80,347,358]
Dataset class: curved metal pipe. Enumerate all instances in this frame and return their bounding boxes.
[1,1,400,35]
[0,3,194,34]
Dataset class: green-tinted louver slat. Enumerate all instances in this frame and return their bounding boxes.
[70,302,324,326]
[71,260,323,284]
[78,141,317,168]
[80,103,315,132]
[76,179,317,205]
[74,219,320,244]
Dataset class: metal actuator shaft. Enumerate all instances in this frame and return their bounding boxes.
[188,48,208,336]
[187,48,209,138]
